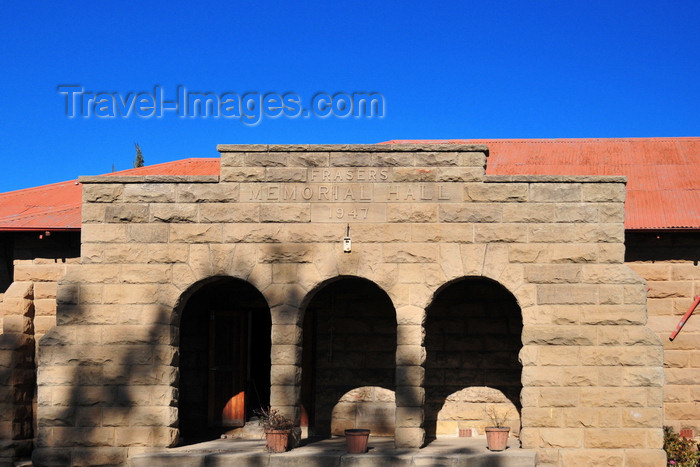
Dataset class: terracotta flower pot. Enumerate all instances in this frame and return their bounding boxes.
[345,429,370,453]
[485,427,509,451]
[265,429,290,453]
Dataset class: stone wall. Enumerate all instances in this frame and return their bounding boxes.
[0,248,76,466]
[32,144,665,466]
[626,232,700,438]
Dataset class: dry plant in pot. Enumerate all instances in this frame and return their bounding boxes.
[255,407,295,453]
[484,406,512,452]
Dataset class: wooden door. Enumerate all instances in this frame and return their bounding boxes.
[208,310,248,427]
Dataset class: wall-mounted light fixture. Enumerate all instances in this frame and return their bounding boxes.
[343,224,352,253]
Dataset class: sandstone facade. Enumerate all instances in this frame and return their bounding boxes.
[0,144,669,466]
[626,232,700,438]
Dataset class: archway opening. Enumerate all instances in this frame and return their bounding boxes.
[178,277,271,444]
[424,277,523,443]
[301,277,396,439]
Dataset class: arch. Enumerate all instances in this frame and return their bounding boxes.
[177,276,271,444]
[300,276,397,438]
[424,276,523,443]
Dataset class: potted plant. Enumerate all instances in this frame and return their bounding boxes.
[344,428,370,453]
[255,407,295,453]
[484,406,512,452]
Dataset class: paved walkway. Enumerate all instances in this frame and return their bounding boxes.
[130,436,537,466]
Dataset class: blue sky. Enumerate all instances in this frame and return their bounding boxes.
[1,1,699,192]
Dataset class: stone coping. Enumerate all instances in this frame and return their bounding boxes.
[485,175,627,183]
[77,174,626,185]
[78,175,219,184]
[217,144,490,153]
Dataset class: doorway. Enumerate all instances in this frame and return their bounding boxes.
[179,278,271,443]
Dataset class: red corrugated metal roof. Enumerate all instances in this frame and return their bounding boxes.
[1,139,698,231]
[0,158,219,231]
[383,138,700,230]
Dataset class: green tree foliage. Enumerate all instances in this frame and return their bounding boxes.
[133,142,144,168]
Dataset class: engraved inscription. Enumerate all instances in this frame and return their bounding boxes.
[240,183,459,203]
[310,204,387,222]
[309,168,389,182]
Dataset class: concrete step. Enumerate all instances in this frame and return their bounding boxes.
[130,437,537,467]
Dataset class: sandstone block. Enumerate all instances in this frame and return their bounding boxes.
[584,428,648,448]
[105,204,149,223]
[260,204,310,223]
[623,449,667,467]
[81,203,107,223]
[598,243,626,263]
[265,167,307,182]
[503,203,555,223]
[524,264,582,283]
[464,183,528,202]
[539,427,584,448]
[439,204,502,223]
[530,183,582,202]
[149,203,198,223]
[270,365,301,386]
[559,449,624,466]
[397,324,424,346]
[521,408,563,427]
[396,366,424,387]
[394,427,424,448]
[169,224,222,243]
[269,385,300,407]
[123,184,176,203]
[621,408,663,428]
[396,407,423,426]
[387,204,437,223]
[383,244,437,263]
[396,345,425,366]
[647,281,693,298]
[83,184,124,203]
[176,183,238,203]
[287,152,329,167]
[581,183,626,202]
[435,167,483,181]
[244,151,289,167]
[329,151,372,167]
[220,167,265,182]
[579,387,648,407]
[522,325,596,346]
[391,167,436,182]
[260,245,311,263]
[81,224,128,244]
[370,152,414,167]
[598,203,626,223]
[537,284,598,305]
[474,223,527,242]
[554,203,598,223]
[270,345,301,366]
[271,325,302,345]
[522,366,597,387]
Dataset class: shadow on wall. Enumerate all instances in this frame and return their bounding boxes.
[34,283,178,466]
[331,387,396,436]
[424,277,523,444]
[0,280,36,464]
[302,276,397,438]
